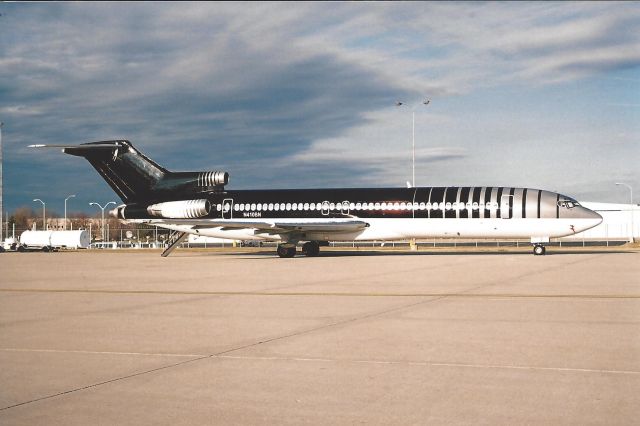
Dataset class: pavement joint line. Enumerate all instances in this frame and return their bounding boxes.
[3,348,636,377]
[0,355,212,412]
[0,348,205,358]
[2,253,635,413]
[262,256,481,293]
[216,355,640,376]
[0,288,638,299]
[212,296,442,357]
[0,297,438,412]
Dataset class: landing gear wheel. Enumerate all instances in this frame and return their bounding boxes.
[277,245,296,258]
[17,246,25,253]
[302,241,320,257]
[42,246,50,252]
[533,245,546,256]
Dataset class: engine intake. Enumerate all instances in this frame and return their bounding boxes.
[147,199,211,219]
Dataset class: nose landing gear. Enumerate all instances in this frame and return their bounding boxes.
[533,244,546,256]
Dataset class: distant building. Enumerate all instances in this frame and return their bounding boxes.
[564,202,639,241]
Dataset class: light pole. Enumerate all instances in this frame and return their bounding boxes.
[615,182,634,243]
[1,122,4,243]
[64,194,76,230]
[33,199,45,230]
[396,99,430,187]
[90,201,116,242]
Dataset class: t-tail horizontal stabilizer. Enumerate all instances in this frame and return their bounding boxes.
[29,140,228,205]
[30,140,168,203]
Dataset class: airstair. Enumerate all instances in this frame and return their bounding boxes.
[161,231,188,257]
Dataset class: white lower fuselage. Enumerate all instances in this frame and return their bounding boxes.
[153,217,601,243]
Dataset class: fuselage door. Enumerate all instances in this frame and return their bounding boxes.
[341,201,350,215]
[321,201,330,216]
[222,198,234,219]
[500,195,513,219]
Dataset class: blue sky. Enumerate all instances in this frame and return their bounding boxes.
[1,2,638,215]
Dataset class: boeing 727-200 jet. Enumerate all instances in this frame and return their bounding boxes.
[31,140,602,257]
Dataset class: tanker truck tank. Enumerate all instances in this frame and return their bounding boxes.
[19,230,91,252]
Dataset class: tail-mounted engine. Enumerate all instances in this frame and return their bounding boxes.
[147,199,211,219]
[111,199,212,220]
[198,171,229,187]
[153,170,230,195]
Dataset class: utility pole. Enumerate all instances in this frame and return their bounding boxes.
[396,100,430,187]
[64,194,76,230]
[396,100,430,251]
[89,201,116,242]
[33,199,45,230]
[0,122,3,244]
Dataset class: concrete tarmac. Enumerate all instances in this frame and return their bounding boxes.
[0,248,639,425]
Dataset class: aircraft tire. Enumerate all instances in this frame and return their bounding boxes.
[302,241,320,257]
[277,245,296,258]
[533,245,546,256]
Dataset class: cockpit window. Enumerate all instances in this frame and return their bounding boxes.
[557,198,580,209]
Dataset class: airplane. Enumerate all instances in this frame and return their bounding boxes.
[30,140,603,258]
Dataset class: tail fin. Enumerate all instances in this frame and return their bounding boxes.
[37,140,168,203]
[31,140,229,203]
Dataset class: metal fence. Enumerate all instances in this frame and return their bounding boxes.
[3,224,632,251]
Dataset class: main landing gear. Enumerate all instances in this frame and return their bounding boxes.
[277,241,321,258]
[532,244,546,256]
[277,244,296,258]
[301,241,320,257]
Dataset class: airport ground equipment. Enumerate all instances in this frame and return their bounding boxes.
[18,230,90,252]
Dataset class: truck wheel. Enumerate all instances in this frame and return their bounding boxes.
[42,246,50,252]
[17,246,25,252]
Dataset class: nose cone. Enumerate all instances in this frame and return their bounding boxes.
[583,206,603,222]
[579,206,603,231]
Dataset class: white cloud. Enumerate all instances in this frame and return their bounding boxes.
[1,2,638,207]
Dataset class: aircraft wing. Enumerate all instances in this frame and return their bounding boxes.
[143,218,369,235]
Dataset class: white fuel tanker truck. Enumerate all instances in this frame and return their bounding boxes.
[18,230,90,252]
